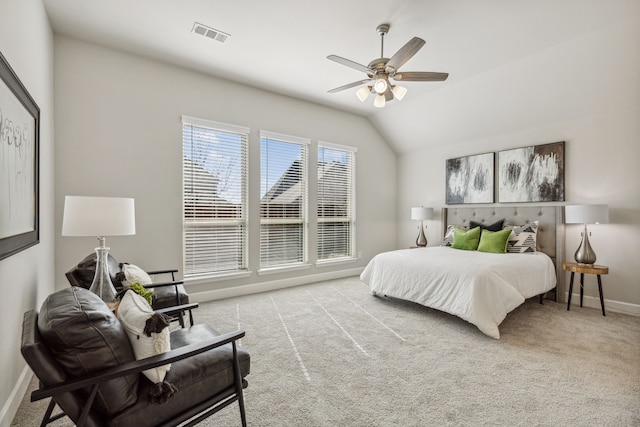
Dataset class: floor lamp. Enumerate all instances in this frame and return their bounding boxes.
[62,196,136,307]
[565,204,608,265]
[411,207,433,247]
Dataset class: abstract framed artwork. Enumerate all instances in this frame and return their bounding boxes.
[445,152,494,204]
[0,52,40,260]
[497,141,564,203]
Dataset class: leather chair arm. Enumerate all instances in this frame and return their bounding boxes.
[155,303,199,315]
[146,269,179,282]
[31,329,245,402]
[143,280,184,289]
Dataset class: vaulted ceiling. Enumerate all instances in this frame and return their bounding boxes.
[43,0,639,154]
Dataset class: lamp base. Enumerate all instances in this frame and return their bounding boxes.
[416,221,427,247]
[574,224,596,265]
[89,244,118,308]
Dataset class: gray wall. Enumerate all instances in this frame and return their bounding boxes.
[0,0,55,425]
[53,36,398,300]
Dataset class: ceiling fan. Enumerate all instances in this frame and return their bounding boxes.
[327,24,448,108]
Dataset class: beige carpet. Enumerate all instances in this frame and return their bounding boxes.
[13,277,640,426]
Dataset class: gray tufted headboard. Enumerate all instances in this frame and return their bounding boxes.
[442,206,565,302]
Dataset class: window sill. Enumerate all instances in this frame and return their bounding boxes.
[258,263,311,276]
[185,270,253,285]
[316,257,359,268]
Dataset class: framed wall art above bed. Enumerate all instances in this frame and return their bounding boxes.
[497,141,564,203]
[445,152,494,204]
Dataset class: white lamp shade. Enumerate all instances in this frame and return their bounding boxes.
[411,207,434,221]
[373,94,386,108]
[392,85,407,100]
[356,86,371,102]
[565,204,609,224]
[62,196,136,237]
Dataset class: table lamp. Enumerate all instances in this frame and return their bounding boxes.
[62,196,136,307]
[565,204,608,265]
[411,207,433,247]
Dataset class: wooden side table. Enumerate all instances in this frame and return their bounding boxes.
[562,262,609,316]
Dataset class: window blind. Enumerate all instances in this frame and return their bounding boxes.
[317,142,356,261]
[182,116,248,278]
[260,131,309,269]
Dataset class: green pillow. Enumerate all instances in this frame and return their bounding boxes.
[477,228,512,254]
[452,226,481,251]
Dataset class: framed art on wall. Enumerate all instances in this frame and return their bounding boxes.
[445,152,494,204]
[497,141,564,203]
[0,51,40,260]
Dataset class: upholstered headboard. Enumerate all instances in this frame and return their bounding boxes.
[442,206,565,302]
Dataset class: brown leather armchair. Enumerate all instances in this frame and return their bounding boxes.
[21,287,250,427]
[65,253,196,327]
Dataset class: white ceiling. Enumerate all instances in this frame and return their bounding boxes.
[42,0,639,154]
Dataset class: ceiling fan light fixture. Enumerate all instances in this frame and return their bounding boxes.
[327,24,448,109]
[374,77,388,94]
[356,86,372,102]
[392,84,407,100]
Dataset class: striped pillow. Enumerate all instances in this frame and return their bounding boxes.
[504,221,538,253]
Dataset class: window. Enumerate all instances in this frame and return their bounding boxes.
[182,116,248,278]
[317,142,356,261]
[260,131,309,269]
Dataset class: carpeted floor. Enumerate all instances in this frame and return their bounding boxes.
[13,277,640,426]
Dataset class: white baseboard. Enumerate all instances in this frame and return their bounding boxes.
[190,268,364,303]
[0,366,32,427]
[566,293,640,316]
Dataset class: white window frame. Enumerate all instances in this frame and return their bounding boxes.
[181,115,249,280]
[316,141,357,265]
[259,130,310,272]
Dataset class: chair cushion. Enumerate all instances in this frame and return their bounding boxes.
[22,310,104,427]
[107,324,250,427]
[152,284,190,309]
[69,252,122,290]
[37,287,139,416]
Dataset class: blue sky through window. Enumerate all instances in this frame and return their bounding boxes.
[260,138,303,198]
[183,126,245,204]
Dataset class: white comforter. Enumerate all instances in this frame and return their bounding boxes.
[360,246,556,339]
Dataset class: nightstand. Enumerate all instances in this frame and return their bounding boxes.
[562,262,609,316]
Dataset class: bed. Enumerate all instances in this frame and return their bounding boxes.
[360,206,565,339]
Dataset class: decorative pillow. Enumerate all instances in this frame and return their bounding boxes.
[117,291,171,384]
[504,221,538,253]
[469,219,505,232]
[119,263,153,286]
[477,228,512,254]
[442,224,468,246]
[452,226,481,251]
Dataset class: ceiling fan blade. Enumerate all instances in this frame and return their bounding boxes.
[385,37,426,73]
[327,79,372,93]
[393,72,449,82]
[327,55,372,74]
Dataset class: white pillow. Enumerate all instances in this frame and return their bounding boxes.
[117,291,170,383]
[121,263,153,286]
